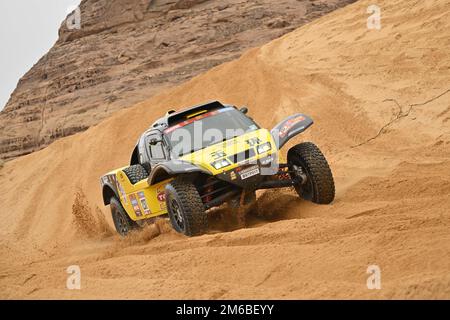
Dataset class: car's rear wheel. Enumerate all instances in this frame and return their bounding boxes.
[165,178,208,236]
[287,142,335,204]
[110,196,138,236]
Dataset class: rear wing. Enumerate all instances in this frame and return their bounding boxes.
[167,101,227,127]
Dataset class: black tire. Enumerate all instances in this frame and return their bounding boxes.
[110,197,138,236]
[165,178,208,236]
[123,164,148,184]
[287,142,335,204]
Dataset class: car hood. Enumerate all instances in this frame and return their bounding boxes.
[179,128,276,175]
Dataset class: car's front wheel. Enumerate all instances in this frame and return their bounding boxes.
[287,142,335,204]
[165,178,208,236]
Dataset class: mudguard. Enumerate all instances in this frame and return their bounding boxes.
[148,160,210,185]
[100,175,120,205]
[271,114,313,149]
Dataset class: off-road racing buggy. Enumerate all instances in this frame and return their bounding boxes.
[101,101,335,236]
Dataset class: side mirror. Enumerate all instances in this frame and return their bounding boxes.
[149,138,162,145]
[240,107,248,114]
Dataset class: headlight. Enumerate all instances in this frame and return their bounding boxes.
[211,159,231,170]
[257,142,272,154]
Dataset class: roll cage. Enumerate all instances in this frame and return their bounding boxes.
[130,101,250,173]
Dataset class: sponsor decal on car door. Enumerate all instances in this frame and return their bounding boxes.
[137,191,151,215]
[129,194,142,217]
[157,186,166,210]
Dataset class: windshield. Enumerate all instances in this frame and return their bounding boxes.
[165,108,259,157]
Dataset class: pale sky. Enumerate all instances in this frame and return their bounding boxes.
[0,0,81,111]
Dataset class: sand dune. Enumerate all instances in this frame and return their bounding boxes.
[1,0,449,299]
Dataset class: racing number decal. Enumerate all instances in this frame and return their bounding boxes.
[245,137,261,147]
[211,151,226,160]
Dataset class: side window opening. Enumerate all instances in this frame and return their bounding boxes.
[150,140,165,160]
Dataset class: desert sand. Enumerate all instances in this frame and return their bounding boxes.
[0,0,355,160]
[0,0,449,299]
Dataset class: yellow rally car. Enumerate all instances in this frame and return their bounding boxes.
[100,101,335,236]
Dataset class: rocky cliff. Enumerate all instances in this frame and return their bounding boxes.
[1,0,449,299]
[0,0,355,160]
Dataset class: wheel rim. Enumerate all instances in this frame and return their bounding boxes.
[170,198,185,231]
[119,216,128,234]
[113,205,128,235]
[117,214,128,234]
[301,167,314,200]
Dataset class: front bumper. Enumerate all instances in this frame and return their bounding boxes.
[214,154,278,189]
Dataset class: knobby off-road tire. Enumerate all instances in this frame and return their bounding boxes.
[123,164,148,184]
[110,196,138,236]
[165,178,208,236]
[287,142,335,204]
